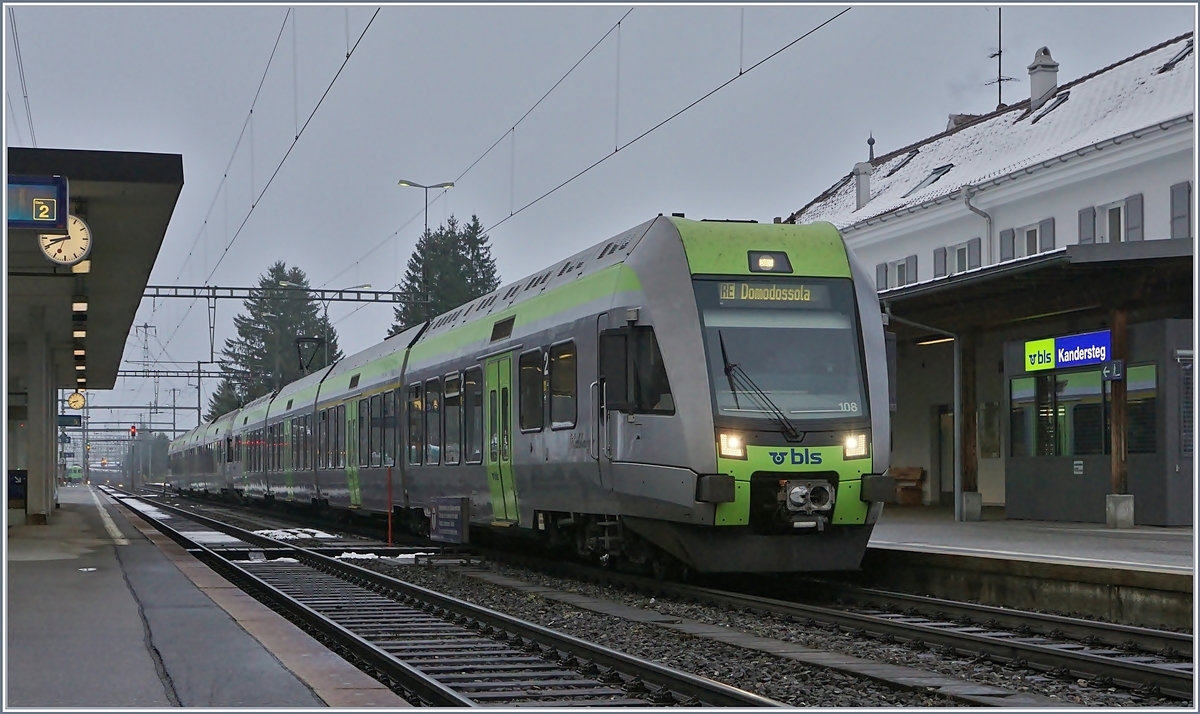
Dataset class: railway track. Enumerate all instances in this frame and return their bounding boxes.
[482,552,1195,700]
[105,488,781,707]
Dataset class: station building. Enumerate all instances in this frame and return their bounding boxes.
[7,147,183,524]
[785,33,1195,525]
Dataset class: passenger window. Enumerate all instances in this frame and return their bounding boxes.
[444,375,462,465]
[370,394,383,467]
[383,390,396,467]
[519,349,544,431]
[358,399,370,467]
[549,342,577,429]
[408,385,423,465]
[336,405,346,468]
[599,326,675,414]
[426,379,442,465]
[463,368,484,464]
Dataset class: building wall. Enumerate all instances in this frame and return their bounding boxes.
[847,135,1192,281]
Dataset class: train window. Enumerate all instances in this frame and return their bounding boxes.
[336,404,346,468]
[519,349,544,432]
[235,436,241,463]
[226,436,234,463]
[358,399,370,467]
[408,385,423,465]
[318,410,327,469]
[426,379,442,465]
[383,390,396,467]
[370,394,383,467]
[463,368,484,464]
[599,327,675,414]
[491,316,515,342]
[444,374,462,465]
[549,342,577,429]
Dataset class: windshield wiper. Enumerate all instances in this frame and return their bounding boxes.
[718,330,802,442]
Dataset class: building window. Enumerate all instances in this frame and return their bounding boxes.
[519,349,545,432]
[1097,202,1124,243]
[887,259,907,288]
[949,241,970,274]
[463,368,484,464]
[549,341,577,429]
[1018,225,1040,257]
[444,374,462,465]
[1010,364,1157,457]
[902,163,953,198]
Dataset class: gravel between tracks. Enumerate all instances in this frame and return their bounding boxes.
[357,559,1187,708]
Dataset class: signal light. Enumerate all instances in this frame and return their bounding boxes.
[130,426,137,438]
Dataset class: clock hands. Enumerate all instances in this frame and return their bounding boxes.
[42,235,71,246]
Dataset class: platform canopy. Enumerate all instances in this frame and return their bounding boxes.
[7,147,184,391]
[879,239,1194,337]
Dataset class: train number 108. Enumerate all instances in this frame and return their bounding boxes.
[838,402,859,412]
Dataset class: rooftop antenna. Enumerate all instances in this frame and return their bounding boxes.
[985,7,1017,109]
[867,133,875,161]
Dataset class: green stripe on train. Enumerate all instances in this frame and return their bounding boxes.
[671,218,851,278]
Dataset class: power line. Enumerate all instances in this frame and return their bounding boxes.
[486,7,852,234]
[316,8,634,290]
[204,7,381,283]
[8,8,36,147]
[155,8,381,360]
[6,89,26,146]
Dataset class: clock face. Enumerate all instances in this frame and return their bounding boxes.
[68,392,86,410]
[39,214,92,265]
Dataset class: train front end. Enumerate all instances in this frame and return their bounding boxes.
[670,217,894,572]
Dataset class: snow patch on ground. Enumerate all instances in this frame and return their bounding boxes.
[252,528,340,540]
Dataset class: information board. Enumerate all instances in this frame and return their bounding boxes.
[8,175,68,231]
[429,497,470,544]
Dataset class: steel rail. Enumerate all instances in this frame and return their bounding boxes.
[483,551,1194,700]
[812,580,1192,655]
[114,491,784,707]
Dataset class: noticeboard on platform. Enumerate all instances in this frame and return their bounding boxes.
[429,497,470,544]
[8,175,69,231]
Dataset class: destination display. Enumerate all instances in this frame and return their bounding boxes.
[1024,329,1112,372]
[8,175,68,230]
[718,282,831,309]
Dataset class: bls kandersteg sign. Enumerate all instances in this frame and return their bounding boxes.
[1024,330,1112,372]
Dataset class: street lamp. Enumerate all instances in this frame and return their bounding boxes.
[279,281,370,367]
[398,179,454,322]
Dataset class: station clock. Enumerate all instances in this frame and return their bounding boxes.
[38,214,92,266]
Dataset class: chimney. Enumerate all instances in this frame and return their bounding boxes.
[1028,46,1059,111]
[853,162,872,210]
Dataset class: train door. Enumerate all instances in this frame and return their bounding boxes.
[484,354,518,523]
[594,313,619,491]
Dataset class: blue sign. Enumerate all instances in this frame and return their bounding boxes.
[1024,330,1111,372]
[8,175,69,230]
[1054,330,1111,369]
[429,497,469,544]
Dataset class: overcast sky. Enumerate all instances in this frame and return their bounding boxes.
[6,3,1193,429]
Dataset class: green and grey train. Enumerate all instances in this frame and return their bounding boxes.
[168,216,895,573]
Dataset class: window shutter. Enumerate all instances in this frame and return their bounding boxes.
[1078,206,1095,244]
[1171,182,1191,239]
[1125,193,1143,241]
[904,254,917,285]
[967,237,982,269]
[875,263,887,292]
[1038,217,1055,251]
[933,247,947,278]
[999,228,1015,260]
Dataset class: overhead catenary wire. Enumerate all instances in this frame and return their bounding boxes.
[485,6,852,234]
[8,7,36,147]
[6,89,26,146]
[155,8,381,364]
[316,7,634,290]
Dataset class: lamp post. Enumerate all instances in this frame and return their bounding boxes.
[279,281,370,367]
[397,179,454,321]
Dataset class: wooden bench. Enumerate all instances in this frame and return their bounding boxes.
[890,467,926,506]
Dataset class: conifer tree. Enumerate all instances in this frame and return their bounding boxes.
[388,214,501,336]
[206,262,344,421]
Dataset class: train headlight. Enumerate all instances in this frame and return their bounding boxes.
[843,433,869,459]
[718,432,746,459]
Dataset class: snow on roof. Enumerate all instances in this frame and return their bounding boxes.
[789,33,1195,229]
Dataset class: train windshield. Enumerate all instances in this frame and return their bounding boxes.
[693,277,869,425]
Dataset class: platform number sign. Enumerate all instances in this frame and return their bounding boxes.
[8,175,69,231]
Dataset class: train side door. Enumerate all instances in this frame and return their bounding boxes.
[484,354,518,523]
[595,313,626,492]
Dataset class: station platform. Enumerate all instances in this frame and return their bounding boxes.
[870,505,1194,574]
[5,486,407,708]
